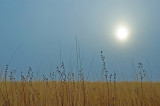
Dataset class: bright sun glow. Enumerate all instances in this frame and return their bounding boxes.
[116,26,128,41]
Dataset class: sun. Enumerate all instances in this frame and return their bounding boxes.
[116,26,128,41]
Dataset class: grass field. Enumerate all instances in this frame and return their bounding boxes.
[0,52,160,106]
[0,80,160,106]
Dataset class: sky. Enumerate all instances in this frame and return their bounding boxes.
[0,0,160,81]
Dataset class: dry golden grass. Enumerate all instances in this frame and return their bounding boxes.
[0,80,160,106]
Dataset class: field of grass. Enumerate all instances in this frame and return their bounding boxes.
[0,80,160,106]
[0,52,160,106]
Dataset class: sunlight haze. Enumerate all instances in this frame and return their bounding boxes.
[0,0,160,81]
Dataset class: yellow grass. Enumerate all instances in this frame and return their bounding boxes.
[0,81,160,106]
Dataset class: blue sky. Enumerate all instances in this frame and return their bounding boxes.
[0,0,160,81]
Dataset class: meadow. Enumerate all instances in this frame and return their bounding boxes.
[0,52,160,106]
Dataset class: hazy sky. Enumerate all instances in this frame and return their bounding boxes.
[0,0,160,81]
